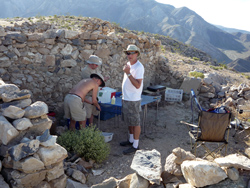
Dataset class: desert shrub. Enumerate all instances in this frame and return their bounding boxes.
[160,45,165,53]
[57,130,76,151]
[203,61,211,65]
[241,73,250,80]
[192,57,200,61]
[57,126,110,163]
[210,65,223,70]
[218,63,227,69]
[112,22,120,27]
[189,71,204,78]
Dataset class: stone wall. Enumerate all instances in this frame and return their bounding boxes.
[0,80,68,187]
[0,18,162,119]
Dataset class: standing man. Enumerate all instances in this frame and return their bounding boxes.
[120,44,144,155]
[64,73,105,130]
[81,55,102,126]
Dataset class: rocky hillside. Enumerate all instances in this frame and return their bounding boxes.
[1,0,250,67]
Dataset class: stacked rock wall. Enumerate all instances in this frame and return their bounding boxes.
[197,73,250,110]
[0,80,68,187]
[0,18,161,119]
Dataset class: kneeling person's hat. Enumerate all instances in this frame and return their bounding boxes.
[90,73,105,87]
[86,55,102,66]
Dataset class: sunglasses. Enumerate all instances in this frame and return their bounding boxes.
[126,51,137,55]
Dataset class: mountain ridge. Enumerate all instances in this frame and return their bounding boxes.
[0,0,250,70]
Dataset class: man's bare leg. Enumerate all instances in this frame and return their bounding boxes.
[69,119,76,131]
[133,126,141,140]
[128,126,134,134]
[88,114,94,125]
[79,120,87,129]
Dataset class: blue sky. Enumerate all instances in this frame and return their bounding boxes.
[155,0,250,32]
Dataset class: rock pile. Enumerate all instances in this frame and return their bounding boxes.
[92,148,250,188]
[0,79,68,187]
[180,71,250,112]
[199,73,250,110]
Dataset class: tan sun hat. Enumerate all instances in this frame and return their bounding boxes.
[124,44,140,57]
[86,55,102,66]
[90,73,105,87]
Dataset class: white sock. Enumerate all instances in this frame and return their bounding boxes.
[133,139,139,148]
[129,134,134,143]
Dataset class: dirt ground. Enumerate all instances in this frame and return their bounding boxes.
[85,99,250,186]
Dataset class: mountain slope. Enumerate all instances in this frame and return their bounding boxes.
[228,56,250,72]
[216,25,250,34]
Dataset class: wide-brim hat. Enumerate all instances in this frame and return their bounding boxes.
[90,73,105,87]
[123,44,140,57]
[86,55,102,66]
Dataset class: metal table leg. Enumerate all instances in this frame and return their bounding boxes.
[143,104,148,134]
[156,100,159,125]
[98,112,100,129]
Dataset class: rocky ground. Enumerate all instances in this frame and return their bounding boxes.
[84,100,250,187]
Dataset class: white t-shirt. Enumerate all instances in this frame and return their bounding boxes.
[122,60,144,101]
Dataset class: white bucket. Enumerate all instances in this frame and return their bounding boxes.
[102,132,113,142]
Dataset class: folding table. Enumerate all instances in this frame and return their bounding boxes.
[98,95,161,133]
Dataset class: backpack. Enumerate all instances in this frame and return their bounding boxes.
[207,106,230,114]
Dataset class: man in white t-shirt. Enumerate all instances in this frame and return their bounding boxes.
[120,44,144,155]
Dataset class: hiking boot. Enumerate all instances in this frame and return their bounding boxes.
[123,146,139,155]
[120,140,133,147]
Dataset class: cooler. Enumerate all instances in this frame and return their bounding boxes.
[98,87,116,103]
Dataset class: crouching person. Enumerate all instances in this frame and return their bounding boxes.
[64,73,105,130]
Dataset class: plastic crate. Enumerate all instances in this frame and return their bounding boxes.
[100,104,122,114]
[165,88,183,102]
[99,103,122,121]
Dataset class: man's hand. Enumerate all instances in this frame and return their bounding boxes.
[84,99,92,104]
[123,65,130,74]
[96,104,101,111]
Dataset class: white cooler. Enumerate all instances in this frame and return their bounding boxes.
[98,87,116,103]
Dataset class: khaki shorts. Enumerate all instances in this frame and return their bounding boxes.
[84,96,99,118]
[122,100,141,126]
[64,94,86,121]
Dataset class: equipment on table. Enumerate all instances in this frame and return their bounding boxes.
[98,87,116,103]
[147,85,166,92]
